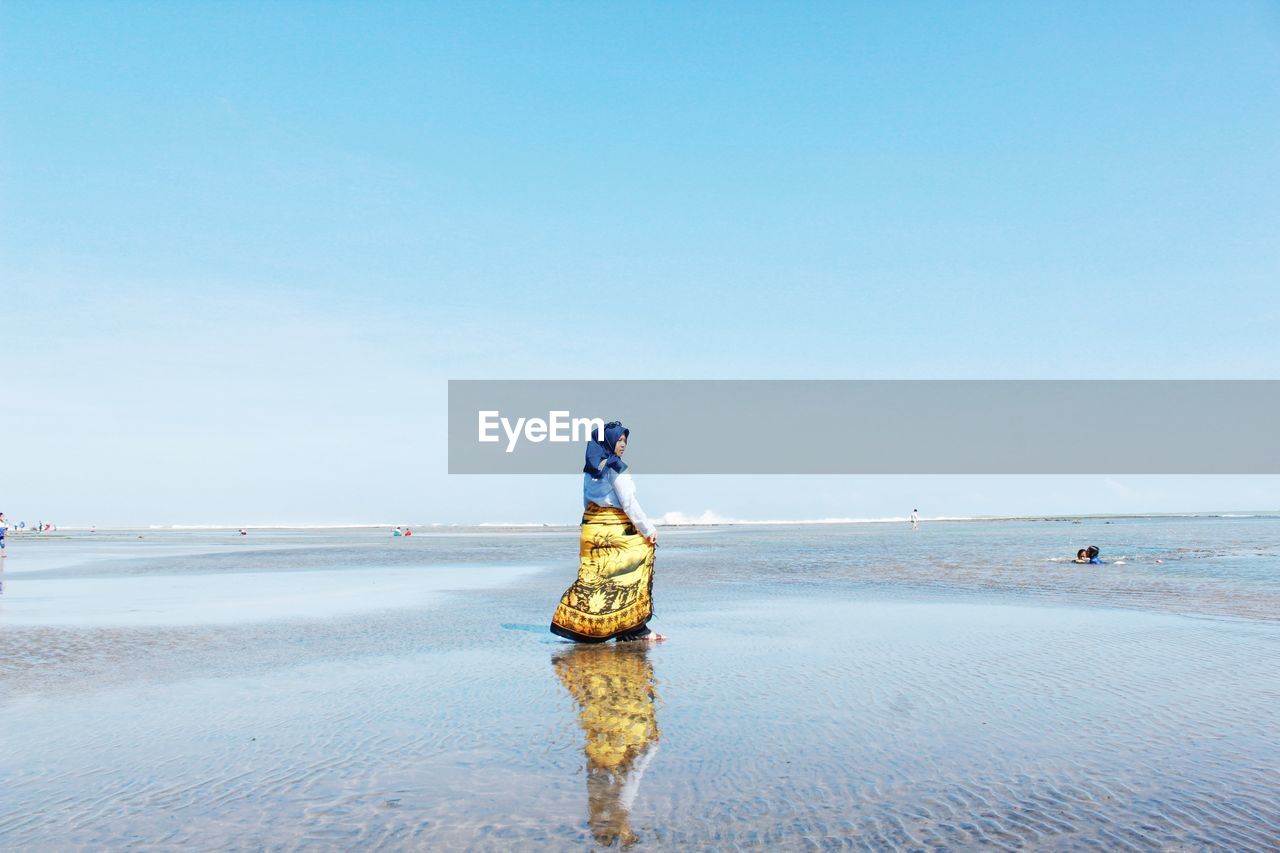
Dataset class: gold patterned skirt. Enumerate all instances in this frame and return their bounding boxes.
[550,505,655,643]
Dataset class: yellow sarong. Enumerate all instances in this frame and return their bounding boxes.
[550,505,655,642]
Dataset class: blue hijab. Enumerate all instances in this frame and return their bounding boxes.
[584,421,629,479]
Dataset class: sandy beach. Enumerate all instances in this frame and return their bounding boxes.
[1,517,1277,849]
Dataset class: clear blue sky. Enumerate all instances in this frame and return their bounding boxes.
[3,1,1279,525]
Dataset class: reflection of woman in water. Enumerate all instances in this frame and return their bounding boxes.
[551,421,664,643]
[554,643,661,848]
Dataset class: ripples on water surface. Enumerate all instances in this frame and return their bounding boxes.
[1,516,1278,849]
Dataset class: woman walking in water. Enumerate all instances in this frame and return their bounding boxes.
[551,421,664,643]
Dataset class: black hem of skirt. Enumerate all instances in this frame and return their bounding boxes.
[549,621,651,644]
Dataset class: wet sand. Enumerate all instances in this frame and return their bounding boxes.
[1,519,1277,849]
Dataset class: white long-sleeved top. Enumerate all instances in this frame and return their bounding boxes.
[583,468,657,539]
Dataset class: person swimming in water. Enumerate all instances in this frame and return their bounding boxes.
[1072,546,1105,564]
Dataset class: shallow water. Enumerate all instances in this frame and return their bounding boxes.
[1,517,1278,850]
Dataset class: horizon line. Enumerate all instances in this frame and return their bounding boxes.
[11,509,1278,532]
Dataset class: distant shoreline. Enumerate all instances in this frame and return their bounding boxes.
[15,511,1278,533]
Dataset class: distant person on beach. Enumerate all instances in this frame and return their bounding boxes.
[910,509,919,530]
[0,512,8,557]
[403,528,413,537]
[551,421,664,643]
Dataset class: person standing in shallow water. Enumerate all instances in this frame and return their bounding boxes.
[551,421,665,643]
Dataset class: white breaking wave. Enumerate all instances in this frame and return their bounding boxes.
[473,522,558,527]
[657,510,949,526]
